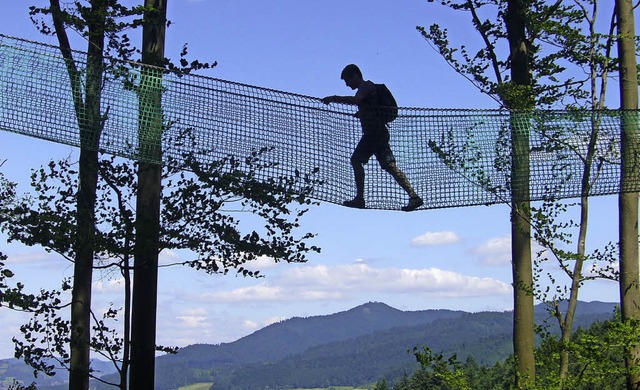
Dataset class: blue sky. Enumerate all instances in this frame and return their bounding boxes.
[0,0,625,358]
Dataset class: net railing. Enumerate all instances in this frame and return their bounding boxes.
[1,34,638,210]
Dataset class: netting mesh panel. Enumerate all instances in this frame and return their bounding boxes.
[1,34,639,210]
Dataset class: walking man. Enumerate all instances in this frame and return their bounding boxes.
[321,64,423,211]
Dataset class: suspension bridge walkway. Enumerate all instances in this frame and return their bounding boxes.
[0,34,637,211]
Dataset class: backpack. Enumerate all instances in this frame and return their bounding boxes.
[375,83,398,123]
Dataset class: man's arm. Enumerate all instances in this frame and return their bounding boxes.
[321,95,359,105]
[322,81,374,105]
[322,83,373,105]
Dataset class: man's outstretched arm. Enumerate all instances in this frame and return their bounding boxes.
[321,95,360,105]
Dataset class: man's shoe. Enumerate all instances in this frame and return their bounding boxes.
[402,196,423,212]
[343,197,365,209]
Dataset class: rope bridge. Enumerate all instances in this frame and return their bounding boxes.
[0,34,638,211]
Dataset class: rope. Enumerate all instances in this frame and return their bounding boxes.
[0,34,638,211]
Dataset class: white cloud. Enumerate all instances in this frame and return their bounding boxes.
[196,262,511,303]
[5,251,67,266]
[6,251,49,263]
[200,284,285,302]
[473,235,512,266]
[161,253,280,273]
[242,319,259,331]
[411,231,461,246]
[584,258,619,278]
[242,255,280,272]
[159,249,183,266]
[177,315,208,328]
[157,309,284,347]
[0,320,27,358]
[94,277,125,293]
[263,316,287,327]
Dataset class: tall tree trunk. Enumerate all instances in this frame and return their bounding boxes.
[510,116,535,389]
[68,1,107,388]
[505,0,535,388]
[616,1,640,388]
[129,0,166,388]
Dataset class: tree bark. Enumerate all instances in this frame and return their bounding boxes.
[129,0,166,388]
[505,0,536,388]
[67,1,107,388]
[510,114,535,389]
[616,1,640,388]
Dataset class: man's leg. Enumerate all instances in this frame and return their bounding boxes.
[384,162,417,198]
[343,144,369,208]
[352,156,365,199]
[384,163,423,211]
[378,146,423,211]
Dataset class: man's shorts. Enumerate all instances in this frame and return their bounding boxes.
[352,133,396,168]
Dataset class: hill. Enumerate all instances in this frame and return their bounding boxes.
[148,300,616,389]
[212,303,615,390]
[1,301,618,390]
[150,302,466,388]
[0,358,116,389]
[223,311,514,389]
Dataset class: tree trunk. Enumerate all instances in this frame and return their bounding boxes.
[70,150,98,390]
[559,189,589,383]
[616,1,640,388]
[559,106,603,382]
[68,0,106,388]
[558,3,614,382]
[129,0,166,388]
[505,1,536,388]
[510,114,535,389]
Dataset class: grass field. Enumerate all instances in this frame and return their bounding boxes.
[178,385,369,390]
[288,387,370,390]
[178,383,214,390]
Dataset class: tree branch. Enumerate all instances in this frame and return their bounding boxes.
[49,0,84,120]
[468,0,503,84]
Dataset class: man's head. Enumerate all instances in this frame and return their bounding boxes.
[341,64,363,90]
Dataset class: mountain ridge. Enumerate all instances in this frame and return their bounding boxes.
[0,300,618,390]
[151,300,617,389]
[154,301,467,369]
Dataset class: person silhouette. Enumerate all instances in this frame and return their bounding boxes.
[321,64,423,211]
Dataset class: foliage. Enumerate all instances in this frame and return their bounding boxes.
[164,129,322,275]
[1,126,321,385]
[389,346,515,390]
[8,1,317,388]
[420,1,634,387]
[0,169,36,312]
[1,165,66,389]
[372,379,390,390]
[427,118,512,203]
[524,2,624,385]
[410,346,473,389]
[24,1,216,388]
[0,301,619,388]
[28,1,215,72]
[0,251,33,312]
[529,197,618,302]
[5,379,37,390]
[418,0,623,110]
[0,166,62,317]
[535,308,640,389]
[387,310,638,390]
[422,0,624,200]
[108,302,610,390]
[12,280,72,377]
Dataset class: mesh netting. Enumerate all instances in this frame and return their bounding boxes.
[1,34,638,211]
